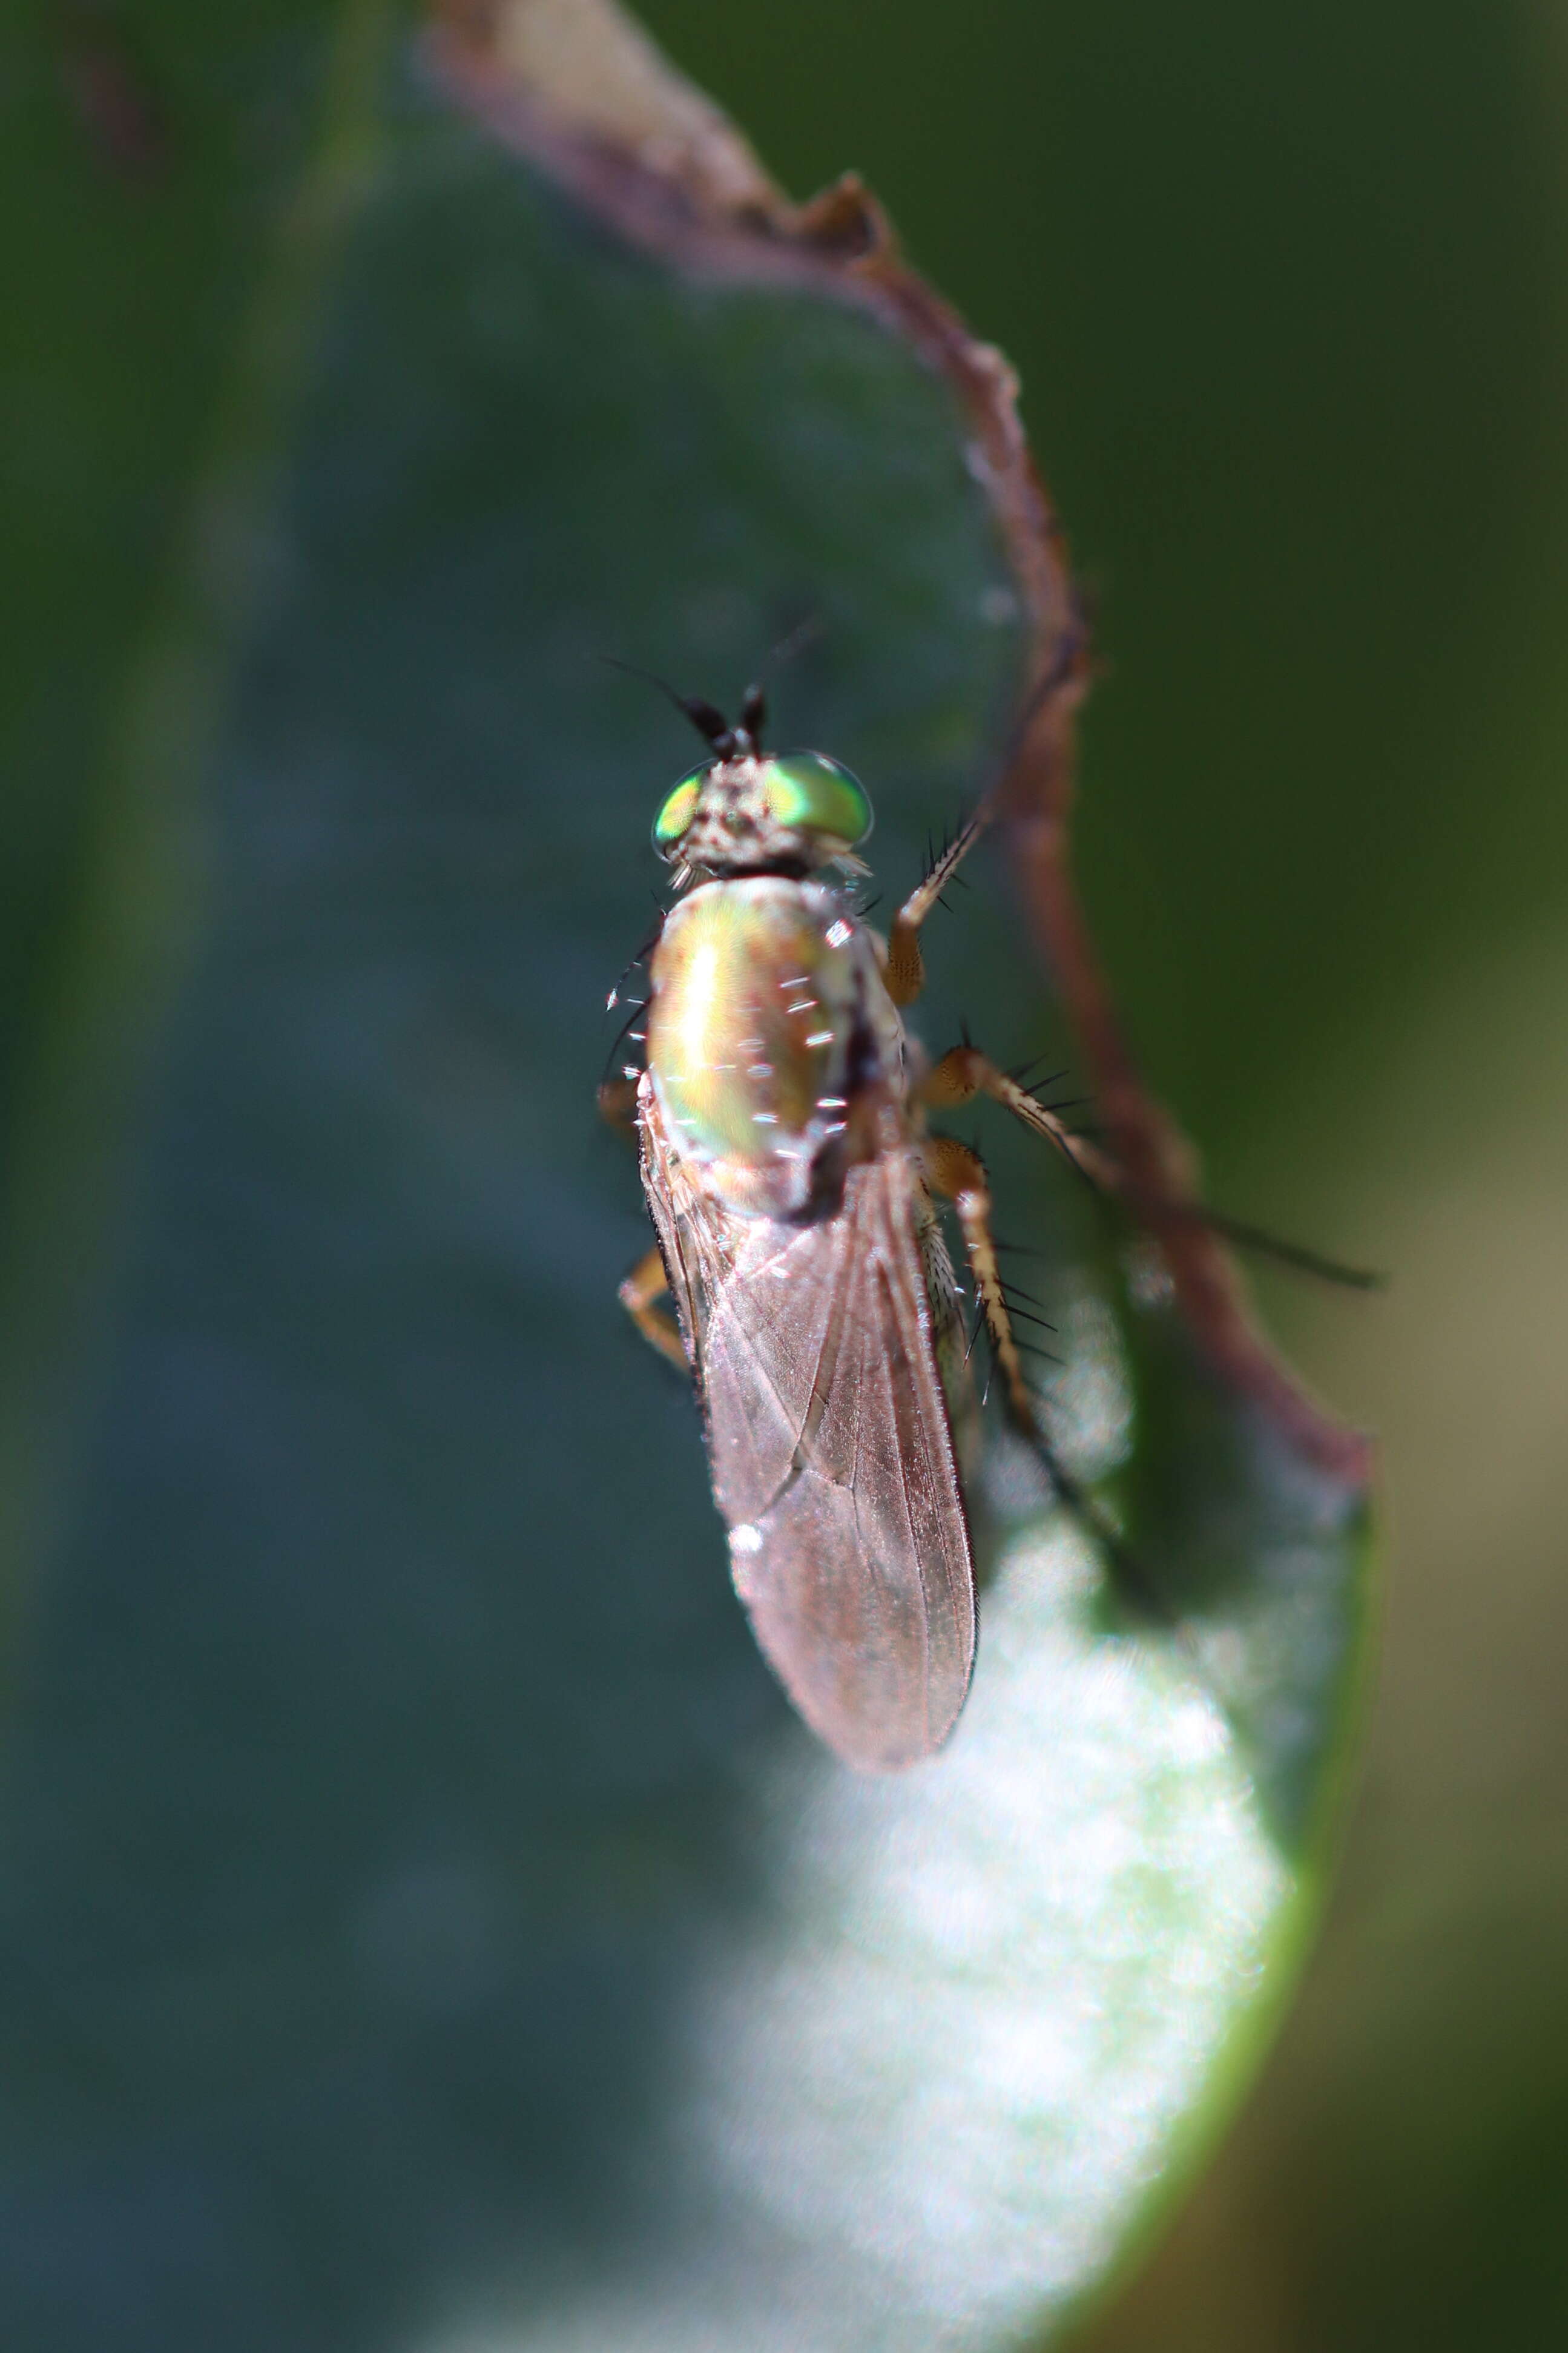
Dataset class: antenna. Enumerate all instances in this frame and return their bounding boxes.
[599,656,736,755]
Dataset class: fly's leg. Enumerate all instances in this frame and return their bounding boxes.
[923,1134,1087,1495]
[923,1131,1171,1620]
[884,809,992,1007]
[922,1134,1037,1432]
[886,618,1092,1009]
[606,1086,687,1369]
[619,1245,689,1374]
[598,1074,641,1132]
[924,1045,1113,1185]
[923,1046,1380,1289]
[608,1057,690,1376]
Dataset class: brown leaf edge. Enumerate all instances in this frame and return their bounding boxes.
[426,0,1371,1488]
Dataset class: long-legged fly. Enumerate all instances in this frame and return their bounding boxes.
[605,675,1369,1771]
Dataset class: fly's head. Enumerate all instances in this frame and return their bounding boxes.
[649,682,873,884]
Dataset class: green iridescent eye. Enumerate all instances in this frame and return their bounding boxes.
[762,754,873,849]
[652,764,709,852]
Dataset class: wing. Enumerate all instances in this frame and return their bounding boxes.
[640,1088,975,1771]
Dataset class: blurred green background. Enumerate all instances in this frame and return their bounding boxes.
[634,0,1568,2343]
[4,0,1566,2346]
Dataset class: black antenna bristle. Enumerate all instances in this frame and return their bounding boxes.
[599,656,736,753]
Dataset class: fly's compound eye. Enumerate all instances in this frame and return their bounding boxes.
[762,754,874,852]
[651,763,710,856]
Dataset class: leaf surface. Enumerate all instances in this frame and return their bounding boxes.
[0,6,1374,2347]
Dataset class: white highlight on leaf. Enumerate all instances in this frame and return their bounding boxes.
[450,1527,1290,2353]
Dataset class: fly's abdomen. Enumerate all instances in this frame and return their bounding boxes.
[647,878,875,1216]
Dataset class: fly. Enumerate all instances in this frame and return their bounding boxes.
[604,670,1099,1771]
[607,673,1374,1771]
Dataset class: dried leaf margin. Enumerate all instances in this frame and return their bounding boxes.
[426,0,1371,1486]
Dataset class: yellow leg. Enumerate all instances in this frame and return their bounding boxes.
[885,621,1091,1009]
[923,1044,1379,1288]
[926,1130,1159,1605]
[884,810,992,1007]
[923,1133,1039,1434]
[598,1074,641,1133]
[619,1245,690,1374]
[923,1045,1116,1185]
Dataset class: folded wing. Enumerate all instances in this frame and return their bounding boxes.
[641,1094,975,1770]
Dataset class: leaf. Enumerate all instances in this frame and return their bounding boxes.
[0,4,1375,2348]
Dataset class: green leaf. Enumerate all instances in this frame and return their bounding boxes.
[0,5,1374,2347]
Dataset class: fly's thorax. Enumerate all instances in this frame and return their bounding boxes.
[647,878,901,1217]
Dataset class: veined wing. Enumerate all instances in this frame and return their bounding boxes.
[640,1089,975,1771]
